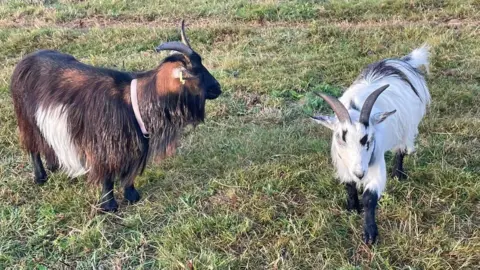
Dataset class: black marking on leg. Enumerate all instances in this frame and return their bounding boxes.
[30,152,47,185]
[392,150,407,180]
[345,182,362,214]
[362,190,378,245]
[124,184,141,204]
[99,174,118,212]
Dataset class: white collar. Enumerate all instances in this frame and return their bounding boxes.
[130,79,149,138]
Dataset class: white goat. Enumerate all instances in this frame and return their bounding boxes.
[312,45,431,244]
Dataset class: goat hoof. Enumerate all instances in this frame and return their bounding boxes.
[392,169,408,181]
[34,175,48,185]
[363,223,378,245]
[124,187,141,204]
[100,198,118,212]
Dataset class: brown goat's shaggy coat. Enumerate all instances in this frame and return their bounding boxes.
[10,22,221,211]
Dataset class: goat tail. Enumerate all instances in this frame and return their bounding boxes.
[403,44,430,74]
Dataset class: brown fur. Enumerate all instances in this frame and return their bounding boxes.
[155,55,202,97]
[10,50,208,186]
[123,79,147,105]
[155,62,184,96]
[152,139,178,164]
[184,77,202,96]
[10,46,220,211]
[60,69,90,88]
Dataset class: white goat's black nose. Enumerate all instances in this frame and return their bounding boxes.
[355,171,365,179]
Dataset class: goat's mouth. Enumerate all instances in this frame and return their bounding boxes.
[206,87,221,100]
[352,169,367,181]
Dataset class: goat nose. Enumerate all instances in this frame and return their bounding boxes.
[355,171,365,180]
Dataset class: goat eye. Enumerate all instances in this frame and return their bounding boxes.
[342,130,347,142]
[360,135,368,145]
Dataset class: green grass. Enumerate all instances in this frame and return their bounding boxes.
[1,0,479,269]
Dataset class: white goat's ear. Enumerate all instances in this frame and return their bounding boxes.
[172,67,195,80]
[371,110,396,125]
[311,115,336,130]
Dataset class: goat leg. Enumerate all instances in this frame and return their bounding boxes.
[392,150,407,180]
[345,182,362,213]
[120,172,141,204]
[45,151,59,173]
[362,189,378,245]
[124,183,141,204]
[30,152,47,185]
[99,173,118,212]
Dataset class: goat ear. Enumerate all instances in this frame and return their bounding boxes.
[172,67,195,80]
[311,115,336,130]
[371,110,396,125]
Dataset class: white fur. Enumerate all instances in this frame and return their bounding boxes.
[172,67,185,78]
[405,44,430,74]
[314,46,431,197]
[35,105,88,177]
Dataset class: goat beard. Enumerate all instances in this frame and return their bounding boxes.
[140,87,205,162]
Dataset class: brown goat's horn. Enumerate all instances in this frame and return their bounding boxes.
[314,92,351,124]
[359,84,390,126]
[180,20,191,48]
[155,41,193,57]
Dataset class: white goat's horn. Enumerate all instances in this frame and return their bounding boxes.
[314,92,351,124]
[359,84,390,126]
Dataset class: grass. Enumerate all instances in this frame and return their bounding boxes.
[0,0,479,269]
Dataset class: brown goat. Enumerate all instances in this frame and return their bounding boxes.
[10,21,221,211]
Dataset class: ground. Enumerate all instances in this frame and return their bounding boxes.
[0,0,479,269]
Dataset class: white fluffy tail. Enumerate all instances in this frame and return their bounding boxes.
[403,44,430,74]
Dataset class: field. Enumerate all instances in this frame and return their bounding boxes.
[1,0,479,269]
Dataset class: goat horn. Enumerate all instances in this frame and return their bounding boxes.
[314,92,351,124]
[180,20,191,48]
[359,84,390,126]
[155,41,193,57]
